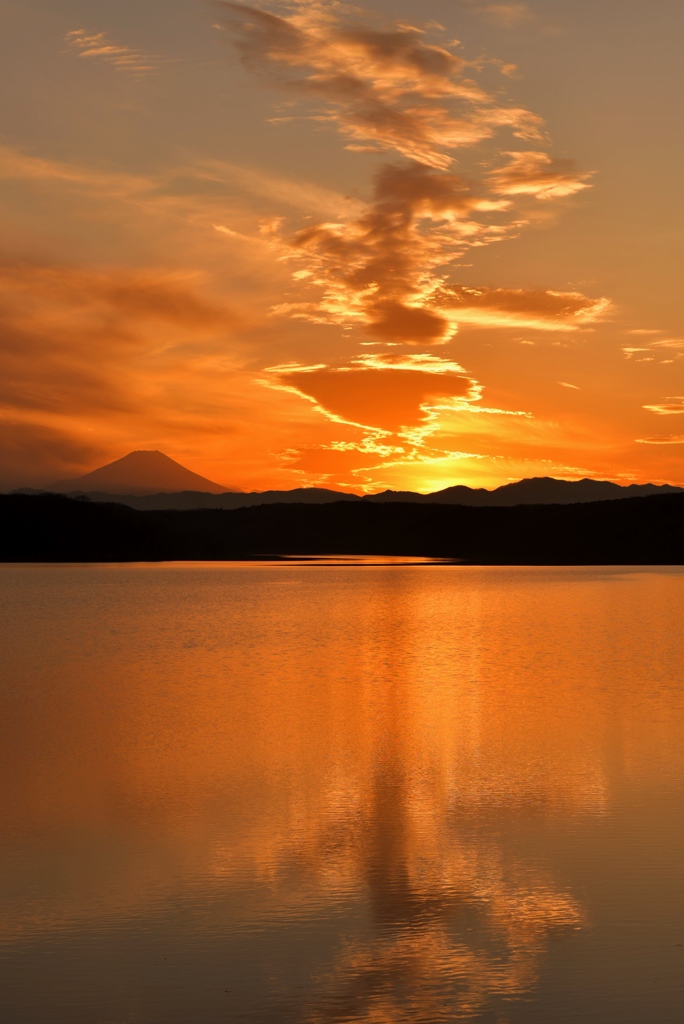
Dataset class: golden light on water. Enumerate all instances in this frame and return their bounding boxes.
[2,564,684,1020]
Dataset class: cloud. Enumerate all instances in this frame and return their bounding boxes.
[643,398,684,415]
[0,143,154,196]
[622,346,650,359]
[215,5,602,347]
[0,5,613,494]
[267,161,607,343]
[0,264,233,417]
[0,143,366,254]
[623,336,684,362]
[483,4,535,27]
[0,417,101,490]
[65,29,163,75]
[268,353,478,433]
[651,338,684,349]
[441,285,608,331]
[636,435,684,444]
[488,151,592,200]
[217,2,544,169]
[195,156,363,217]
[0,263,230,326]
[456,0,536,28]
[260,353,533,489]
[0,263,250,488]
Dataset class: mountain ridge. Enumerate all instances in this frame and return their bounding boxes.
[22,474,683,509]
[16,445,683,507]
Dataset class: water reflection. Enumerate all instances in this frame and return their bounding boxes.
[290,759,584,1023]
[1,565,683,1023]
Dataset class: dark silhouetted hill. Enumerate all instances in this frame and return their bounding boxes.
[28,487,364,510]
[49,450,230,495]
[1,492,683,564]
[363,476,683,506]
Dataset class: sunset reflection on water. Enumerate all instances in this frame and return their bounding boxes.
[1,564,684,1023]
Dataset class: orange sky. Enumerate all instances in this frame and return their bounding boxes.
[1,0,684,492]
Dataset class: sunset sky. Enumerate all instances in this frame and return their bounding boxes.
[1,0,683,492]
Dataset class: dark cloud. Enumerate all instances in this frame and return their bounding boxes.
[0,419,102,490]
[367,302,450,343]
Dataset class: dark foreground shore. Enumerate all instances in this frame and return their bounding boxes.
[1,492,683,564]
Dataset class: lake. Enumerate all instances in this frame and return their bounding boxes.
[1,563,683,1023]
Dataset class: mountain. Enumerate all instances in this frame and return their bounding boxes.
[364,476,683,506]
[35,474,682,509]
[39,487,364,510]
[2,492,684,564]
[49,450,229,496]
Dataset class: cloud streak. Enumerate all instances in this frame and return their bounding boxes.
[636,435,684,444]
[487,151,592,200]
[643,397,684,415]
[483,4,535,27]
[623,336,684,364]
[65,30,163,75]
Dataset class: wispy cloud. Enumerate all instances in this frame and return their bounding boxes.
[647,338,684,350]
[622,336,684,363]
[643,397,684,415]
[487,151,592,200]
[0,143,157,200]
[0,143,360,250]
[481,4,535,28]
[636,435,684,444]
[216,2,544,169]
[440,286,607,332]
[458,1,536,28]
[65,29,163,75]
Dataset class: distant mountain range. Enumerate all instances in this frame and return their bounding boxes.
[12,449,683,507]
[6,451,683,564]
[365,477,684,506]
[24,477,684,510]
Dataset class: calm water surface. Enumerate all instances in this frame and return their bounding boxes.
[1,563,683,1023]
